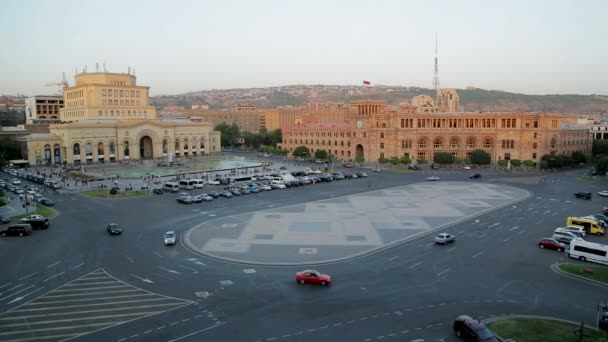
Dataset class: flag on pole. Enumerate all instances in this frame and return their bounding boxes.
[362,80,371,86]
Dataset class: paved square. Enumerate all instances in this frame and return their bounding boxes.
[184,182,529,265]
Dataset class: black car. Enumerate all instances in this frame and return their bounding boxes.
[332,172,346,180]
[469,173,482,179]
[355,172,368,178]
[1,224,32,237]
[319,174,333,182]
[39,198,55,206]
[574,192,592,200]
[229,188,241,196]
[554,236,573,246]
[408,165,422,170]
[207,191,220,198]
[453,315,500,341]
[21,217,49,230]
[343,173,354,179]
[219,191,233,198]
[153,188,164,195]
[106,223,122,235]
[0,215,10,224]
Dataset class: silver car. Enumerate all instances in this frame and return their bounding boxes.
[434,233,455,245]
[164,231,176,246]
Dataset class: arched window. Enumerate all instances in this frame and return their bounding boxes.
[123,141,130,157]
[44,144,52,164]
[418,138,427,149]
[97,142,105,155]
[109,142,115,155]
[162,139,168,154]
[434,138,442,149]
[73,143,80,156]
[467,138,475,149]
[450,138,458,149]
[484,139,492,149]
[53,144,61,164]
[550,137,557,149]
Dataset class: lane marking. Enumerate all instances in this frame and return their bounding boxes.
[408,261,423,269]
[177,265,198,272]
[504,237,512,242]
[127,257,134,264]
[0,283,12,290]
[508,226,518,231]
[536,220,543,224]
[154,251,163,258]
[43,272,64,283]
[42,289,140,299]
[1,303,188,320]
[71,263,84,269]
[18,273,38,281]
[0,285,35,301]
[488,223,500,228]
[47,260,62,269]
[472,252,484,259]
[12,297,177,312]
[388,256,399,262]
[1,284,24,295]
[24,293,155,305]
[167,323,226,342]
[436,269,450,277]
[447,247,456,252]
[9,287,45,305]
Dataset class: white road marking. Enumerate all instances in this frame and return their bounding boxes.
[130,274,154,284]
[208,214,216,217]
[18,273,38,281]
[243,269,256,274]
[447,247,456,252]
[71,263,84,269]
[436,269,450,277]
[42,272,64,282]
[536,220,543,224]
[543,210,551,214]
[489,223,500,228]
[159,266,181,275]
[0,283,13,290]
[154,251,163,258]
[508,226,518,231]
[408,261,423,269]
[472,251,484,258]
[178,265,198,272]
[219,280,233,286]
[47,260,62,268]
[127,257,134,264]
[0,285,35,301]
[388,256,399,262]
[144,330,152,334]
[504,237,512,242]
[472,220,480,224]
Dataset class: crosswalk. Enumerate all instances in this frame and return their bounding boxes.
[0,268,193,342]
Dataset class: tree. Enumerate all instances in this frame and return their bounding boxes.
[417,158,428,164]
[355,155,365,164]
[593,140,608,157]
[389,157,401,165]
[268,128,283,146]
[400,156,411,165]
[214,122,241,147]
[0,137,22,165]
[522,160,536,168]
[571,151,587,164]
[433,152,455,164]
[470,149,491,165]
[292,146,310,158]
[378,157,389,164]
[596,155,608,173]
[314,149,328,160]
[497,160,508,166]
[510,159,522,167]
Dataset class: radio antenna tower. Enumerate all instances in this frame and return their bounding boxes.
[433,33,440,102]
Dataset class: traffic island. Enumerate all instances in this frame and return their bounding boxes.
[10,206,56,220]
[486,317,606,342]
[82,189,149,198]
[558,263,608,286]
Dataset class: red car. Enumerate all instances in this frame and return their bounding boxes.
[343,163,354,168]
[453,315,500,341]
[295,270,331,286]
[538,238,566,252]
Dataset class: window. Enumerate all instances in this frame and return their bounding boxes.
[467,138,475,149]
[532,153,537,159]
[401,119,405,128]
[573,245,607,257]
[380,153,384,159]
[380,133,384,139]
[102,89,106,96]
[382,123,386,128]
[533,143,537,149]
[418,138,427,149]
[131,90,135,97]
[534,121,538,128]
[380,142,384,149]
[534,132,538,139]
[504,153,511,160]
[450,138,458,149]
[552,120,558,128]
[434,139,442,149]
[120,90,124,97]
[484,139,492,149]
[114,90,118,97]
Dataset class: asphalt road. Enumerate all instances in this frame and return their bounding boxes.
[0,165,607,342]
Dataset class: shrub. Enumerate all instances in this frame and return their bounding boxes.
[497,160,508,166]
[389,157,401,165]
[0,189,5,197]
[433,152,455,164]
[293,146,310,158]
[314,149,328,160]
[400,156,412,165]
[417,158,428,164]
[470,149,491,165]
[572,151,586,164]
[510,159,522,167]
[378,157,389,164]
[522,160,536,168]
[109,188,118,195]
[355,155,365,164]
[0,198,5,207]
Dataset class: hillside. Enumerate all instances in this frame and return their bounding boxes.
[151,85,608,113]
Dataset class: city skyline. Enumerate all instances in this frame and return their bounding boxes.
[1,0,607,96]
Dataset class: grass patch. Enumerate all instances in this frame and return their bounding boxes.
[382,168,411,173]
[577,176,600,182]
[10,205,55,220]
[82,190,149,198]
[559,263,608,285]
[487,318,607,342]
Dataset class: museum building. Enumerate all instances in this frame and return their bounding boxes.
[20,71,221,165]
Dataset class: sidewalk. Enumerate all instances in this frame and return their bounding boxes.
[0,195,33,218]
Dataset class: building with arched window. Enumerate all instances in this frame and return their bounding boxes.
[278,100,592,164]
[21,70,221,165]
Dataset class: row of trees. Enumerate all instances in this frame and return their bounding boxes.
[213,123,282,149]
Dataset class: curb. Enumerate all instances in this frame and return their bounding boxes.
[482,314,600,334]
[551,262,608,288]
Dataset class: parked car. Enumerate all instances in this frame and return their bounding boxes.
[176,194,193,204]
[343,163,354,168]
[343,173,354,179]
[260,184,272,191]
[21,217,49,230]
[599,191,608,197]
[427,176,441,181]
[453,315,500,341]
[319,174,333,182]
[229,188,241,196]
[219,191,233,198]
[106,223,122,235]
[295,270,331,286]
[469,173,482,179]
[554,236,574,246]
[0,224,32,237]
[164,231,176,246]
[200,194,214,201]
[538,238,565,252]
[153,188,164,195]
[0,215,10,224]
[408,165,422,170]
[21,214,44,222]
[574,192,592,200]
[249,186,260,193]
[207,191,220,198]
[435,233,455,245]
[39,198,54,206]
[356,172,368,178]
[208,179,221,185]
[191,195,203,203]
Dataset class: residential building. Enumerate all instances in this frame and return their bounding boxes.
[25,95,63,124]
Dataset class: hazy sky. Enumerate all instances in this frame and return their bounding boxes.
[1,0,606,96]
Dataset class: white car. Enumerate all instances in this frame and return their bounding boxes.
[434,233,455,245]
[463,166,471,170]
[208,180,220,185]
[260,184,272,191]
[599,191,608,197]
[21,214,44,222]
[164,231,176,246]
[427,176,440,181]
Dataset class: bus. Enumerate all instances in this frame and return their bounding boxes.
[178,179,195,190]
[191,179,205,189]
[163,182,180,192]
[569,238,608,265]
[567,217,605,236]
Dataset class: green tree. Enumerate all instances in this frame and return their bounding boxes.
[540,154,566,169]
[522,160,536,168]
[417,158,428,164]
[355,155,365,164]
[470,149,491,165]
[596,155,608,173]
[400,156,411,165]
[510,159,522,167]
[0,198,5,207]
[389,157,401,165]
[314,149,328,160]
[497,159,508,166]
[593,140,608,157]
[214,122,241,147]
[268,128,283,146]
[433,152,455,164]
[571,151,586,164]
[378,157,389,164]
[0,137,22,165]
[292,146,310,158]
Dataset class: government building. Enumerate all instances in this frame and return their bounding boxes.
[279,100,592,164]
[21,70,221,165]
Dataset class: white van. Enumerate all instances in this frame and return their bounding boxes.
[163,182,180,192]
[557,226,585,237]
[553,229,580,240]
[191,179,205,189]
[569,238,608,264]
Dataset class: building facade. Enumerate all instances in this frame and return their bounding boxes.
[25,95,64,124]
[279,100,592,164]
[189,108,265,132]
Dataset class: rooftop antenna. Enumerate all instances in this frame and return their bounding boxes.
[96,62,99,72]
[103,62,107,72]
[83,65,88,73]
[432,33,440,103]
[128,66,131,74]
[133,68,136,76]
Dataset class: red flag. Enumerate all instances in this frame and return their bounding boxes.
[362,80,371,86]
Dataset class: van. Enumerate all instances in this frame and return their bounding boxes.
[191,179,205,189]
[567,217,605,236]
[163,182,180,193]
[557,226,585,237]
[553,229,580,240]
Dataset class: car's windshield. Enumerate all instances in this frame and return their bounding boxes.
[476,328,495,339]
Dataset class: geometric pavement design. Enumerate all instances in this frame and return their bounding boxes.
[0,269,193,342]
[184,181,530,265]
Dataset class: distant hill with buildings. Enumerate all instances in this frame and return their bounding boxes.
[151,85,608,114]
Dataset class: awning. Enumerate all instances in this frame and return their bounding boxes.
[9,159,30,165]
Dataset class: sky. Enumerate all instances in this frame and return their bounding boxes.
[1,0,607,96]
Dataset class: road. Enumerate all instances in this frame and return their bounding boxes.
[0,165,606,342]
